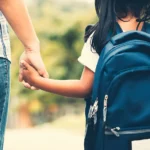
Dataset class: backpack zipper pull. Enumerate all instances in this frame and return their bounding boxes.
[103,95,108,122]
[104,95,108,107]
[88,98,98,119]
[111,127,120,137]
[106,126,120,137]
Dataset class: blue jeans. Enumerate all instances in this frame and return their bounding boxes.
[0,58,10,150]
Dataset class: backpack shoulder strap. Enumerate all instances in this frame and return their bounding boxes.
[143,22,150,34]
[92,23,122,101]
[116,22,150,34]
[116,22,123,34]
[106,23,122,41]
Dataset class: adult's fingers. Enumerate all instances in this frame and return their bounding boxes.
[43,71,49,78]
[22,81,31,89]
[38,69,49,78]
[19,73,23,82]
[22,80,39,90]
[31,86,39,90]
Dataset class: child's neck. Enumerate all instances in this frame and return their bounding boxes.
[117,15,144,32]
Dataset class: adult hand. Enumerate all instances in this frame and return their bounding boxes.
[19,46,49,89]
[21,60,41,86]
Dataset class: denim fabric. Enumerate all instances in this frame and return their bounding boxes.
[0,58,10,150]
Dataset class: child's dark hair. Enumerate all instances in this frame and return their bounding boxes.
[85,0,150,54]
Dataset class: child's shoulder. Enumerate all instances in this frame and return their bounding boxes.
[84,24,95,42]
[85,24,94,33]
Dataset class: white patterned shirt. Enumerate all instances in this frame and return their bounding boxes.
[0,11,11,61]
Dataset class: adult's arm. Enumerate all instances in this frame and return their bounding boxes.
[0,0,49,88]
[0,0,39,51]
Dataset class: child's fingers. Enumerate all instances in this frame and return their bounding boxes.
[19,63,25,82]
[22,69,28,79]
[21,60,31,70]
[22,70,39,90]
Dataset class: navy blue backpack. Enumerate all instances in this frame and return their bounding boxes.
[84,22,150,150]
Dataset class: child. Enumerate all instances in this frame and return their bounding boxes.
[21,0,150,98]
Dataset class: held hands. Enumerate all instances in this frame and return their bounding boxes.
[19,48,49,90]
[21,60,40,86]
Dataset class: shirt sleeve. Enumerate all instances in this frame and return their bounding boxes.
[78,36,99,72]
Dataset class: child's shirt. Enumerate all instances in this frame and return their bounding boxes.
[78,23,126,72]
[78,35,99,72]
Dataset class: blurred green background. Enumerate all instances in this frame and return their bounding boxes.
[8,0,96,129]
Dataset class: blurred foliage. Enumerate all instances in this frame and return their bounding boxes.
[10,0,96,124]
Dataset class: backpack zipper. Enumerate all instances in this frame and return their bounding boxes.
[88,98,99,119]
[105,126,120,137]
[105,127,150,137]
[103,95,108,123]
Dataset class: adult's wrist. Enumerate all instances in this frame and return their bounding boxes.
[24,39,40,52]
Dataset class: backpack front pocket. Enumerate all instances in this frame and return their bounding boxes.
[105,126,150,137]
[103,66,150,130]
[99,66,150,150]
[95,66,150,150]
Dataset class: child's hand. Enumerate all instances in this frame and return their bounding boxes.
[21,60,41,86]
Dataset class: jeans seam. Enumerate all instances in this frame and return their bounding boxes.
[0,59,10,150]
[1,59,9,124]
